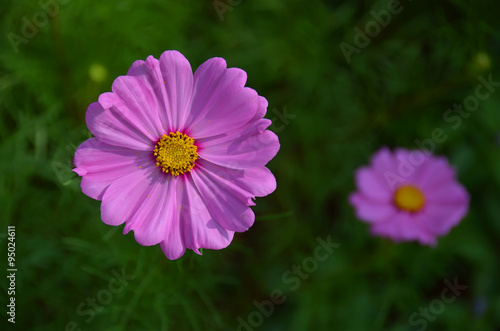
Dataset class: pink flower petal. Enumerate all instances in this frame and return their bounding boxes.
[199,128,279,169]
[349,193,397,223]
[190,167,255,232]
[186,58,258,138]
[223,165,277,198]
[198,117,271,148]
[157,178,186,260]
[419,202,468,236]
[159,50,194,130]
[370,212,434,244]
[100,167,188,257]
[398,212,437,245]
[371,147,395,173]
[198,96,269,148]
[354,167,393,202]
[424,181,469,205]
[392,148,423,183]
[370,147,408,189]
[397,212,426,242]
[73,138,151,200]
[111,75,164,139]
[370,218,400,241]
[197,159,277,199]
[100,166,160,226]
[253,96,269,121]
[127,58,171,132]
[383,148,432,188]
[122,175,183,247]
[415,156,456,191]
[160,228,186,260]
[85,101,154,151]
[125,51,195,133]
[181,176,235,253]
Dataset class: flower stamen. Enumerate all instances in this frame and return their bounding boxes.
[154,131,198,176]
[394,185,425,212]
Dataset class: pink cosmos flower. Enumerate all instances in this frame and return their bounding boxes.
[73,50,280,260]
[349,147,469,246]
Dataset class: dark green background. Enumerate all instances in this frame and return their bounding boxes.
[1,0,499,330]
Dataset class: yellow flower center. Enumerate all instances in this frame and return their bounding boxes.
[394,185,425,212]
[154,131,198,176]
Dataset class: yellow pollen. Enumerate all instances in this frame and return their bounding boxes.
[394,185,425,212]
[153,131,198,176]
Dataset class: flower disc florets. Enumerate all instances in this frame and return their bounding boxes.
[394,185,425,212]
[154,131,198,176]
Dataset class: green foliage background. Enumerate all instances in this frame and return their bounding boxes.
[1,0,499,330]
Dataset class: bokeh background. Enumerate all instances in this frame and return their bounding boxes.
[1,0,500,330]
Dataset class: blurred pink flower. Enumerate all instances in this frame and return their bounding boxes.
[73,50,279,259]
[349,147,469,246]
